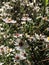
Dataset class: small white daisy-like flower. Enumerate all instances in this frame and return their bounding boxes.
[25,33,30,38]
[0,45,4,54]
[27,17,32,21]
[0,28,4,30]
[0,32,5,35]
[40,34,45,39]
[16,38,21,43]
[42,17,48,21]
[2,2,5,4]
[34,0,36,3]
[27,3,33,7]
[34,46,38,50]
[14,33,23,38]
[0,63,4,65]
[3,47,7,54]
[15,46,25,52]
[12,0,16,2]
[20,55,26,60]
[46,28,49,31]
[6,6,13,9]
[15,54,20,60]
[0,45,4,48]
[0,49,2,55]
[21,17,32,21]
[21,22,26,24]
[20,3,25,6]
[3,35,6,38]
[14,41,19,46]
[0,9,3,12]
[0,14,3,17]
[15,46,22,51]
[2,17,16,23]
[3,2,10,5]
[46,7,49,14]
[15,52,26,61]
[21,17,27,21]
[44,37,49,42]
[35,33,40,40]
[0,24,2,26]
[7,47,13,53]
[3,13,8,16]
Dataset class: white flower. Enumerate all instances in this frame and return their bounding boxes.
[0,63,4,65]
[25,33,30,38]
[20,3,25,6]
[15,46,22,51]
[0,9,3,12]
[15,46,25,52]
[33,6,40,12]
[0,12,11,17]
[46,44,48,48]
[17,34,23,37]
[0,46,12,54]
[15,52,26,60]
[21,22,26,24]
[14,42,19,46]
[46,7,49,14]
[21,17,27,21]
[6,5,13,9]
[7,47,13,53]
[42,17,48,21]
[13,35,17,38]
[2,6,5,9]
[40,34,45,37]
[0,24,2,26]
[32,37,36,41]
[3,2,10,5]
[2,17,16,23]
[0,45,4,55]
[0,32,5,35]
[0,45,4,48]
[16,38,21,43]
[12,0,16,2]
[2,2,5,4]
[15,54,20,61]
[44,37,49,42]
[14,33,23,38]
[34,0,36,3]
[9,48,13,52]
[46,28,49,31]
[0,49,2,55]
[0,28,4,30]
[3,13,8,16]
[3,47,7,54]
[20,55,26,60]
[21,17,32,21]
[0,14,3,17]
[27,3,33,7]
[34,46,38,50]
[35,33,40,40]
[27,17,32,21]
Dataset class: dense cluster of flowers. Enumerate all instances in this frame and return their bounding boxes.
[0,0,49,65]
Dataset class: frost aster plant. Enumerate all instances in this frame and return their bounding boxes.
[0,0,49,65]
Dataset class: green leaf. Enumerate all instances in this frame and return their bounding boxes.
[46,0,48,6]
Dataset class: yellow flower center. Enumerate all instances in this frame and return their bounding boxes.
[8,18,12,21]
[47,37,49,40]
